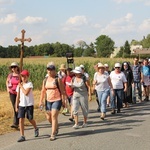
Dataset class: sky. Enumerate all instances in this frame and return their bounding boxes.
[0,0,150,48]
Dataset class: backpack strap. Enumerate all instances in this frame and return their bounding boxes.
[44,76,61,93]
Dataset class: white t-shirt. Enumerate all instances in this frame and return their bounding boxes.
[94,72,110,91]
[110,71,127,89]
[84,72,89,80]
[16,81,34,107]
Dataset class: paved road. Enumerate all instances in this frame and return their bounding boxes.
[0,100,150,150]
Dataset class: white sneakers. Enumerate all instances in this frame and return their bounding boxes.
[72,124,79,129]
[81,123,87,128]
[72,123,88,129]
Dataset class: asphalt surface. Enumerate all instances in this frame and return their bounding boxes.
[0,99,150,150]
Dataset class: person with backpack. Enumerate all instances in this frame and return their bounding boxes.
[39,63,65,141]
[71,66,91,129]
[58,64,68,115]
[6,62,20,129]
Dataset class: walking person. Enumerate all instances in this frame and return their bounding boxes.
[6,62,20,128]
[141,58,150,101]
[71,66,91,129]
[110,63,127,114]
[132,57,142,103]
[93,63,114,120]
[15,70,39,142]
[104,63,111,107]
[39,63,65,141]
[63,68,75,122]
[93,63,100,112]
[58,64,68,115]
[121,62,133,107]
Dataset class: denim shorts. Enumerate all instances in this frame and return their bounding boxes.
[18,105,34,120]
[45,100,62,111]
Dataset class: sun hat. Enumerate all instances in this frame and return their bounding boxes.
[115,63,121,68]
[104,64,109,67]
[80,64,84,69]
[10,62,19,67]
[59,64,66,70]
[21,70,29,76]
[72,66,82,74]
[98,63,105,68]
[47,65,56,70]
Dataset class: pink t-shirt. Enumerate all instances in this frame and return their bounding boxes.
[45,78,61,102]
[7,74,19,95]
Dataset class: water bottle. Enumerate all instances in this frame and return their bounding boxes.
[40,105,43,111]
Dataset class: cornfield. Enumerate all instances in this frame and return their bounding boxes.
[0,57,132,91]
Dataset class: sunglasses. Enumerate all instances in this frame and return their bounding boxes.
[115,67,120,69]
[11,66,17,68]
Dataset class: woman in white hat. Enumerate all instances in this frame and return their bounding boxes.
[71,66,91,129]
[109,63,127,114]
[93,63,114,120]
[6,62,20,128]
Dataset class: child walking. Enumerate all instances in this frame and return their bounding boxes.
[15,70,39,142]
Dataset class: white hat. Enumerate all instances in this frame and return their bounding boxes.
[47,61,55,67]
[80,64,84,69]
[148,58,150,62]
[104,64,109,67]
[123,62,127,66]
[10,62,19,67]
[115,63,121,68]
[72,66,82,74]
[98,63,105,68]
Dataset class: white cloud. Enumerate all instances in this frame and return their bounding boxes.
[0,0,14,5]
[0,13,17,24]
[62,15,88,31]
[113,0,150,5]
[66,15,88,26]
[113,0,135,3]
[20,16,47,24]
[101,13,135,34]
[139,19,150,31]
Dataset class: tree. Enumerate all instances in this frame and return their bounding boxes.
[115,46,124,58]
[124,40,131,55]
[141,34,150,48]
[95,35,115,57]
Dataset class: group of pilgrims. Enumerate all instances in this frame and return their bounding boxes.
[6,57,150,141]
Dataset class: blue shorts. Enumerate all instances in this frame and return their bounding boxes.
[45,100,62,111]
[18,105,34,120]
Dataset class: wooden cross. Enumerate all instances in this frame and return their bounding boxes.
[14,29,32,71]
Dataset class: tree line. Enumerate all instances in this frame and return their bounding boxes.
[0,34,150,58]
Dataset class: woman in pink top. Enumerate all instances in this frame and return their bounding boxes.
[6,62,20,128]
[39,63,65,141]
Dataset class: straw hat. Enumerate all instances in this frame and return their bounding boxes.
[59,64,66,70]
[98,63,105,68]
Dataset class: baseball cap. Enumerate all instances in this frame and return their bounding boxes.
[47,65,56,70]
[21,70,29,76]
